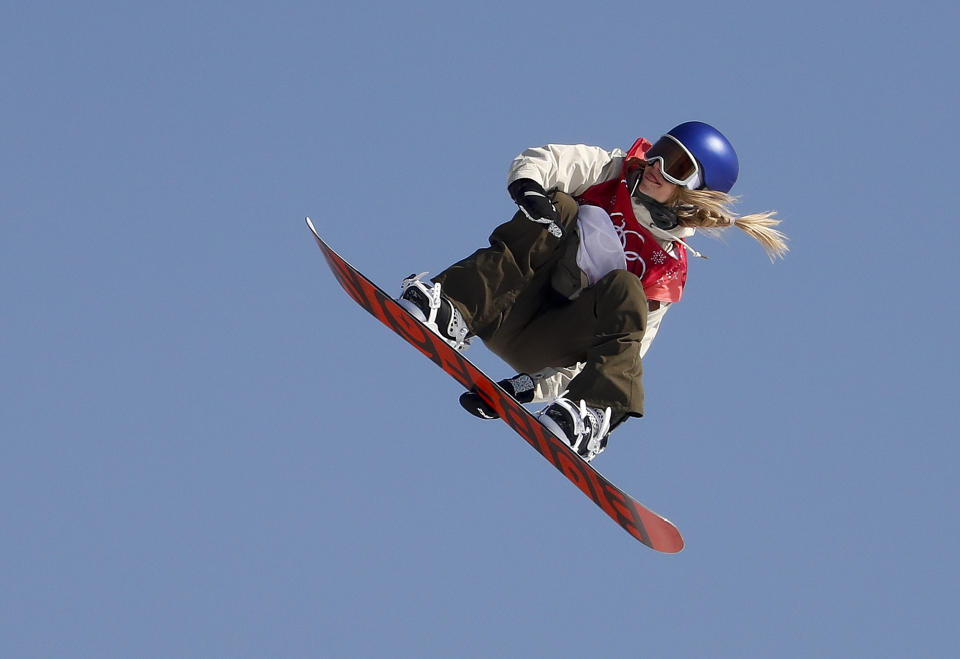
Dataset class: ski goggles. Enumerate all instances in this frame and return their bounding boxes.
[645,135,702,190]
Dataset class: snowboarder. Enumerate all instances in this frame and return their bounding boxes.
[398,121,787,462]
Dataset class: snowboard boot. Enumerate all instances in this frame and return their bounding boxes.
[459,373,537,419]
[537,397,611,462]
[398,273,471,351]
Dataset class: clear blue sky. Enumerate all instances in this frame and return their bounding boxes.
[3,1,958,656]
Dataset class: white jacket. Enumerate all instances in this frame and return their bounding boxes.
[506,143,697,402]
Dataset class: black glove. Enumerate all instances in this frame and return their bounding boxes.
[508,178,562,237]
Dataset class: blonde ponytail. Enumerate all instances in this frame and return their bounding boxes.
[672,187,789,262]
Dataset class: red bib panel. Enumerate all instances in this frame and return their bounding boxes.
[576,149,688,302]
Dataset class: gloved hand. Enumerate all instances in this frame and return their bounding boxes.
[507,178,562,237]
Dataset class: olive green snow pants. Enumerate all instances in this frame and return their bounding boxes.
[432,192,649,423]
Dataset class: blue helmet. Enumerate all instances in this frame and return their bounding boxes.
[666,121,739,193]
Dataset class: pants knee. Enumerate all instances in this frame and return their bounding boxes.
[594,270,648,332]
[598,269,646,299]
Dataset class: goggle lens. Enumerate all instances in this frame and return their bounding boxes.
[645,135,699,187]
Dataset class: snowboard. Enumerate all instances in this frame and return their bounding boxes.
[305,217,683,553]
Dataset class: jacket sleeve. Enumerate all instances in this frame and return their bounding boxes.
[639,302,670,357]
[529,364,585,403]
[507,144,626,197]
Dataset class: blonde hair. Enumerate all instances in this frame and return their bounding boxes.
[672,187,789,262]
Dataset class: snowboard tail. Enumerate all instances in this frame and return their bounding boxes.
[305,217,683,553]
